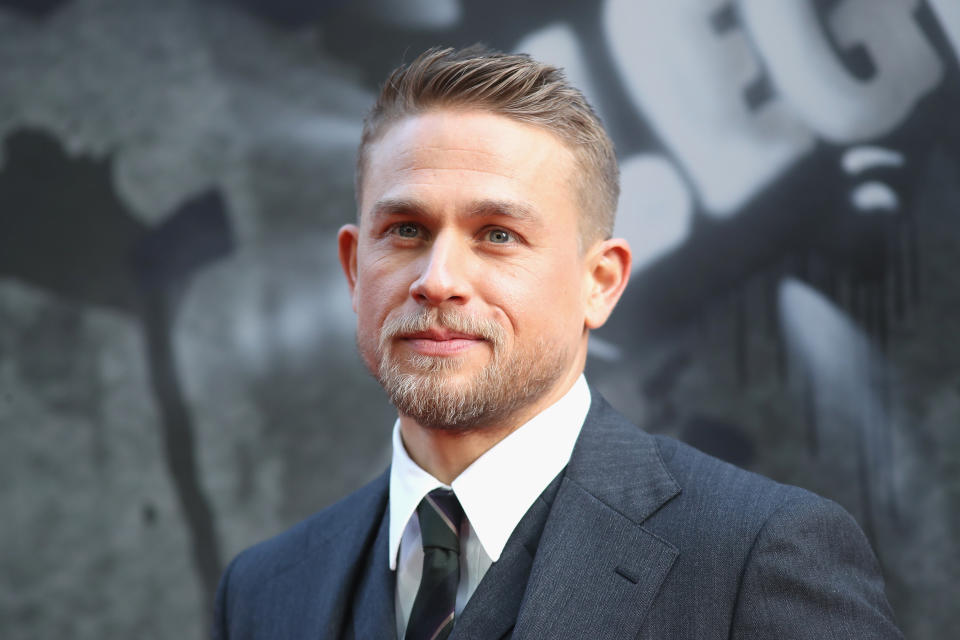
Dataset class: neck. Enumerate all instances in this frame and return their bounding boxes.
[398,370,583,484]
[398,419,513,485]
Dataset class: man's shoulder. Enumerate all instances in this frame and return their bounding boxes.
[654,433,809,505]
[645,431,841,542]
[585,392,820,518]
[227,470,389,584]
[575,404,900,637]
[213,471,390,636]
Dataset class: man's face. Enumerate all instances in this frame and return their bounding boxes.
[340,109,594,430]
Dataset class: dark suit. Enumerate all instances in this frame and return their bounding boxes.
[213,392,902,639]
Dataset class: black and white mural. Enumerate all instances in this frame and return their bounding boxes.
[2,0,958,637]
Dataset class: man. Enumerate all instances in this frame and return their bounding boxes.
[213,46,902,639]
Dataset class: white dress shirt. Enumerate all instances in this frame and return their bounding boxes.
[388,375,591,639]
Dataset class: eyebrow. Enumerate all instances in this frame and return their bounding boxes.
[369,198,425,219]
[466,199,537,222]
[369,198,539,223]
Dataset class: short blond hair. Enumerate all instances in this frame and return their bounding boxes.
[356,45,619,246]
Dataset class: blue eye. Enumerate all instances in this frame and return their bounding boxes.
[393,223,420,238]
[487,229,513,244]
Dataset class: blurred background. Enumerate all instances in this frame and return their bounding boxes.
[2,0,959,637]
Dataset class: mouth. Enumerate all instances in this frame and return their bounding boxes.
[398,328,485,356]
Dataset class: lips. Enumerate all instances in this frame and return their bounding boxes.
[399,328,485,356]
[401,328,483,341]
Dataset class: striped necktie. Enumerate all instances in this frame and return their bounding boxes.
[405,488,465,640]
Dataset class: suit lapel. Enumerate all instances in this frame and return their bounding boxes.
[450,473,563,640]
[513,393,681,639]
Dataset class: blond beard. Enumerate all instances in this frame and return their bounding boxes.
[374,308,569,431]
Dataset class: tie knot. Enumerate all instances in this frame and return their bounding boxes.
[417,488,464,553]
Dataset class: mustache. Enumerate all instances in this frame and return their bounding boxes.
[379,308,505,349]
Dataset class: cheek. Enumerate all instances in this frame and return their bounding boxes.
[353,263,411,346]
[494,266,584,336]
[356,259,407,310]
[353,305,378,365]
[352,279,385,347]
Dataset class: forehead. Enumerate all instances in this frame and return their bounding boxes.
[359,109,578,215]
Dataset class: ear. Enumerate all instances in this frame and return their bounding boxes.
[337,224,360,312]
[583,238,631,330]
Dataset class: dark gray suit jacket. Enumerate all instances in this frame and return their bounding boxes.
[213,392,903,639]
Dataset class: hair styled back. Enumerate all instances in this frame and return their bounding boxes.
[356,45,619,245]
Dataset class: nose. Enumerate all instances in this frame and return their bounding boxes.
[409,232,470,306]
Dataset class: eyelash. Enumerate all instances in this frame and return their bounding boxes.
[388,222,423,239]
[385,223,519,245]
[484,228,515,244]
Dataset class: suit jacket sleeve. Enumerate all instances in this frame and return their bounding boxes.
[730,495,903,639]
[211,552,239,640]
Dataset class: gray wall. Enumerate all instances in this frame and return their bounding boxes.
[1,0,958,637]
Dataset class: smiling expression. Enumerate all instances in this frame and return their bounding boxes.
[339,109,597,430]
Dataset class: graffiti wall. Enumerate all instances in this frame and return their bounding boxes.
[1,0,958,637]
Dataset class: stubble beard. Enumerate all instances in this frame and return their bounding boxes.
[372,308,570,431]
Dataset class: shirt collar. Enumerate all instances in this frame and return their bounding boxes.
[388,374,591,569]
